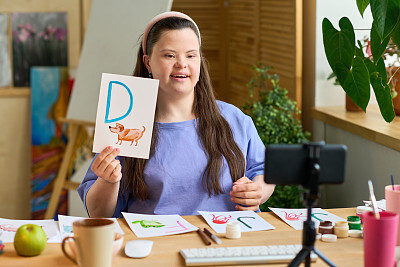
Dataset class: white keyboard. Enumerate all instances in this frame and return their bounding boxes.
[180,244,317,266]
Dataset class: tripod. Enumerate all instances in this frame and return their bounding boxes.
[288,142,336,267]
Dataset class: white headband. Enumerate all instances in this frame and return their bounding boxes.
[142,11,201,55]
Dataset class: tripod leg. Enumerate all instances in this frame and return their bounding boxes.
[288,249,311,267]
[312,247,337,267]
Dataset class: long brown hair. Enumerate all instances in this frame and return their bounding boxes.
[123,16,245,200]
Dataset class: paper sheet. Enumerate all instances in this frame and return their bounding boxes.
[269,207,346,230]
[122,212,198,238]
[198,210,275,234]
[93,73,158,159]
[58,215,124,239]
[0,218,61,243]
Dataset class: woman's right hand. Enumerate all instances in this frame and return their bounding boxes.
[91,146,122,184]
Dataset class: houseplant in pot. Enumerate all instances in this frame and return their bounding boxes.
[322,0,400,122]
[243,63,310,211]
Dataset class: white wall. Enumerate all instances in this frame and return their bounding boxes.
[315,0,376,107]
[314,120,399,208]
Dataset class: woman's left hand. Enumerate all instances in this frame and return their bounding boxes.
[229,176,263,211]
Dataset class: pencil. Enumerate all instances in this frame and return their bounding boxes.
[197,229,212,245]
[204,227,222,244]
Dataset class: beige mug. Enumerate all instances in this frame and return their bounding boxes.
[61,218,115,267]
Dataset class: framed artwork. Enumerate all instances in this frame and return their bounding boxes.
[0,13,11,87]
[31,66,69,219]
[0,0,81,88]
[12,12,68,87]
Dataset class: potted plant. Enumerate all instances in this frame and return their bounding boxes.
[243,63,310,211]
[322,0,400,122]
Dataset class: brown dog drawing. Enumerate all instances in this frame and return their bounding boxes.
[109,123,146,146]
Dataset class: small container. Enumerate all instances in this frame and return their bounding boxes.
[347,216,361,230]
[226,221,241,239]
[356,206,373,224]
[318,221,333,234]
[334,221,349,238]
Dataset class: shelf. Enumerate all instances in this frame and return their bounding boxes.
[312,105,400,152]
[0,88,30,97]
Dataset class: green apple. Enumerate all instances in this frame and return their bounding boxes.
[14,224,47,257]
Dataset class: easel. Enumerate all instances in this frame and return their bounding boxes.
[44,118,95,219]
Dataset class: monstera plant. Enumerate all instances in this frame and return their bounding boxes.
[322,0,400,122]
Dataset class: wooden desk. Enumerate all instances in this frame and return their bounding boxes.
[1,208,362,266]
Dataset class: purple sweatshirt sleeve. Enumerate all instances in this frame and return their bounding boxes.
[77,155,130,218]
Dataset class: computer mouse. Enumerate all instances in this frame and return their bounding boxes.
[124,240,154,258]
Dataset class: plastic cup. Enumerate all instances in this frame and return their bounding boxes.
[363,211,398,267]
[385,185,400,246]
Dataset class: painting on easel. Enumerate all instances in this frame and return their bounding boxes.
[12,12,68,87]
[31,67,70,219]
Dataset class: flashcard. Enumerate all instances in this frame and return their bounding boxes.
[58,215,125,239]
[269,207,346,230]
[198,210,275,234]
[0,218,61,243]
[93,73,159,159]
[122,212,198,238]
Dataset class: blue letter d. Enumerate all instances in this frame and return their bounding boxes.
[105,81,133,123]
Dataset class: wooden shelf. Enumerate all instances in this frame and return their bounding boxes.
[0,88,30,97]
[312,105,400,152]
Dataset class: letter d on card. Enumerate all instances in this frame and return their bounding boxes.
[93,73,159,159]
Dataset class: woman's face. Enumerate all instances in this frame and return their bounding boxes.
[143,28,201,101]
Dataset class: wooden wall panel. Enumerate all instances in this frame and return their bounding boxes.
[225,0,259,108]
[260,0,302,107]
[171,0,223,98]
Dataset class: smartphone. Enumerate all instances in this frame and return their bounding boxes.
[264,143,347,185]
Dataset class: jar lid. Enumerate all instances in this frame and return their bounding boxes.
[334,221,348,227]
[319,221,333,226]
[347,216,361,222]
[321,234,337,242]
[348,230,362,238]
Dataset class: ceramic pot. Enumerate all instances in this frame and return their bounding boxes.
[345,94,363,112]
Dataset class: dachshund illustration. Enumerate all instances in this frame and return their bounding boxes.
[109,123,145,146]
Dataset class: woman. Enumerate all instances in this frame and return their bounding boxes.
[78,11,275,218]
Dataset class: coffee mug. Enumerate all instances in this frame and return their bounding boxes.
[61,218,115,267]
[386,185,400,246]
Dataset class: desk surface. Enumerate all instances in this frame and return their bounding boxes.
[1,208,362,266]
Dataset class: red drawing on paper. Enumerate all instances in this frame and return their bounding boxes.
[211,214,232,224]
[281,211,304,221]
[165,221,189,233]
[109,123,145,146]
[0,224,19,232]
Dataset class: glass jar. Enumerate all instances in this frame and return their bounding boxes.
[347,216,361,230]
[334,221,349,238]
[319,221,333,235]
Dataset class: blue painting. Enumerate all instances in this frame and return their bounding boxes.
[30,66,69,219]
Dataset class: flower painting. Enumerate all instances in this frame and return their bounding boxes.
[11,12,68,87]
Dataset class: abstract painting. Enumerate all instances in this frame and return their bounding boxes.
[12,12,68,87]
[0,14,11,87]
[31,66,70,219]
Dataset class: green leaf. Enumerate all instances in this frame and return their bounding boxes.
[357,0,370,17]
[370,0,400,39]
[376,58,388,82]
[370,73,395,122]
[363,58,376,76]
[391,17,400,47]
[370,22,391,62]
[322,17,355,73]
[335,57,370,111]
[355,40,365,58]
